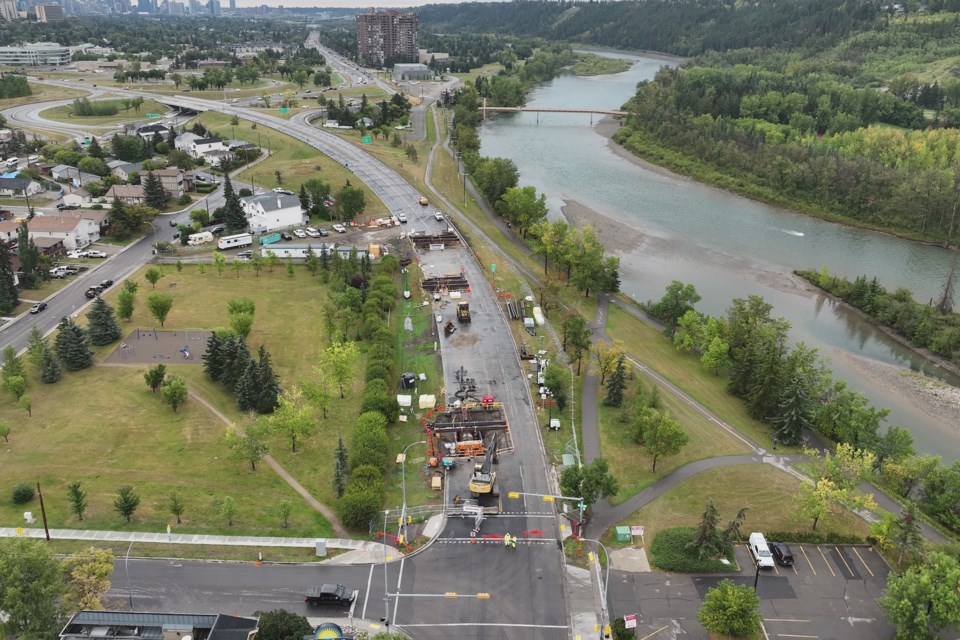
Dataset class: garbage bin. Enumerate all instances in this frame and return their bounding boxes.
[615,526,632,543]
[400,372,417,389]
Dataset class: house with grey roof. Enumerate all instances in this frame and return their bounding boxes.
[112,162,142,182]
[136,122,171,140]
[174,131,202,153]
[0,177,43,196]
[240,193,305,233]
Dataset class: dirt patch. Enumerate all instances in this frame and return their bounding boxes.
[104,329,212,365]
[447,332,482,348]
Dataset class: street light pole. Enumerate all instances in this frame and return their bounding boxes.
[382,509,390,628]
[125,540,135,610]
[399,440,426,544]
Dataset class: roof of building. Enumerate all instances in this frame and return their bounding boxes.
[32,236,65,248]
[262,242,335,252]
[0,220,19,233]
[64,186,91,197]
[28,214,84,232]
[0,177,36,189]
[105,184,145,198]
[394,62,430,71]
[194,137,223,145]
[59,611,258,640]
[115,162,142,173]
[106,159,126,169]
[149,168,182,177]
[80,209,108,224]
[51,164,75,174]
[242,193,301,213]
[175,132,202,143]
[137,123,170,134]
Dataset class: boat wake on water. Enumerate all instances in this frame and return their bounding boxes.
[779,229,805,237]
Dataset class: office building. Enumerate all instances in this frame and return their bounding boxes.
[356,10,418,66]
[0,0,19,21]
[35,3,65,21]
[0,42,71,65]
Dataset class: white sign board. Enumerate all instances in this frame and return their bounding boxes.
[624,614,637,629]
[462,505,483,515]
[631,525,645,537]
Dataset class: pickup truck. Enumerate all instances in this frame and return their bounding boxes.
[304,584,356,606]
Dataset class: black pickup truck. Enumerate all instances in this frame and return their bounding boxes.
[304,584,355,606]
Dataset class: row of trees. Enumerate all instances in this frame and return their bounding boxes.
[202,329,281,415]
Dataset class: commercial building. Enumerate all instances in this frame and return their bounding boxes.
[35,4,65,21]
[356,10,418,66]
[0,42,71,66]
[59,611,258,640]
[393,63,431,82]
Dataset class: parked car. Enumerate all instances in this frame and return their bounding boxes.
[66,250,88,259]
[332,223,346,233]
[173,231,181,239]
[100,279,114,289]
[304,584,356,606]
[318,228,329,237]
[211,226,226,236]
[272,187,295,195]
[280,232,293,241]
[237,250,253,258]
[57,203,79,211]
[84,286,102,299]
[770,541,794,567]
[305,227,321,238]
[293,228,307,238]
[29,301,47,314]
[86,250,107,258]
[749,532,775,569]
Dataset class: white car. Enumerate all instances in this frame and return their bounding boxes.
[397,213,408,223]
[86,250,107,258]
[66,250,88,259]
[293,229,307,238]
[434,211,445,221]
[305,227,321,238]
[273,187,294,195]
[332,224,346,234]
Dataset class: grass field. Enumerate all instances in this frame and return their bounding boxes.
[195,112,389,218]
[44,539,343,563]
[0,83,87,110]
[38,99,170,128]
[605,464,872,547]
[452,64,504,86]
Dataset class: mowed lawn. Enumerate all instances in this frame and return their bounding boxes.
[39,99,171,128]
[196,112,390,218]
[0,82,88,109]
[609,464,871,547]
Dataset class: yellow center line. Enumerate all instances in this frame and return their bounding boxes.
[818,546,836,577]
[835,546,856,578]
[799,546,816,576]
[852,547,875,577]
[637,626,669,640]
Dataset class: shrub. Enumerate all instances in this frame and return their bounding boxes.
[12,483,35,504]
[177,194,192,206]
[365,362,391,383]
[765,530,865,545]
[649,526,738,573]
[360,379,400,422]
[338,487,382,530]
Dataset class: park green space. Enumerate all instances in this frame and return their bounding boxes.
[45,539,343,563]
[195,112,389,218]
[606,464,872,549]
[38,98,170,128]
[0,82,87,109]
[452,63,504,86]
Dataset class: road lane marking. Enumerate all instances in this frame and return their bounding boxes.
[818,546,836,577]
[772,563,779,575]
[764,619,811,623]
[799,546,816,575]
[852,547,874,577]
[638,626,670,640]
[835,546,855,578]
[401,623,569,629]
[361,564,374,619]
[775,635,818,638]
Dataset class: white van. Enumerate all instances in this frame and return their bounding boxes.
[27,155,38,165]
[749,532,775,569]
[5,157,19,168]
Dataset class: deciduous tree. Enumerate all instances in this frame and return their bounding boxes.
[62,547,113,612]
[160,375,188,412]
[698,579,761,637]
[144,266,162,288]
[880,552,960,640]
[146,292,174,327]
[592,339,623,385]
[0,537,64,638]
[269,386,313,452]
[323,340,360,398]
[67,481,87,521]
[144,363,166,393]
[254,610,313,640]
[635,408,689,472]
[226,422,269,471]
[559,457,619,508]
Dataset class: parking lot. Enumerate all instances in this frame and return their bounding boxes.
[607,544,893,640]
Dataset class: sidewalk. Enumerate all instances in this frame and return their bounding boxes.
[0,527,401,564]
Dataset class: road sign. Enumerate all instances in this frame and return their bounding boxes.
[624,614,637,629]
[146,113,160,118]
[278,107,289,114]
[462,505,483,515]
[362,135,371,144]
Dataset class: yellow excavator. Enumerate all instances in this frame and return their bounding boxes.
[469,434,499,496]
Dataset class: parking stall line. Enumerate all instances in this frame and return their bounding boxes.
[637,627,669,640]
[798,546,816,575]
[834,546,856,578]
[852,547,875,577]
[817,546,836,577]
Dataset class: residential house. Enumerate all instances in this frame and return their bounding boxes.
[61,186,92,208]
[189,137,226,159]
[74,172,102,188]
[80,209,110,235]
[51,164,79,182]
[203,149,234,168]
[59,611,259,640]
[0,177,42,197]
[105,159,126,172]
[226,139,258,152]
[150,168,185,198]
[0,219,18,243]
[356,117,375,128]
[240,193,305,233]
[174,132,202,153]
[112,162,142,182]
[136,123,171,141]
[103,184,145,205]
[27,213,99,250]
[31,236,66,257]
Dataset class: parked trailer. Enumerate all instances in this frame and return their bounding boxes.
[217,233,253,250]
[188,231,214,246]
[260,243,334,259]
[259,232,282,246]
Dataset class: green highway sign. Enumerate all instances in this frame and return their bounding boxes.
[362,136,371,144]
[146,113,161,118]
[278,107,289,114]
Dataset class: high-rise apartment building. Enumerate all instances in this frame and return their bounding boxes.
[0,0,19,21]
[356,10,418,66]
[35,3,65,21]
[228,0,235,10]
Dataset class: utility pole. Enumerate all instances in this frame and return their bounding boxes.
[36,483,50,541]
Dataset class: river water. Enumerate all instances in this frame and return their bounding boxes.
[478,51,960,460]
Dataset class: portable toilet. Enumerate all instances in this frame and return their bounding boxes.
[615,526,632,543]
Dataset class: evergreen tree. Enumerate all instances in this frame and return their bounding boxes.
[1,345,24,382]
[772,372,814,445]
[691,498,723,560]
[202,332,225,381]
[143,171,168,210]
[604,355,627,407]
[298,184,311,210]
[84,296,122,345]
[54,317,94,371]
[16,220,40,289]
[0,241,18,314]
[219,335,251,390]
[87,136,104,159]
[222,174,247,233]
[39,342,61,384]
[333,432,347,498]
[25,326,45,366]
[253,345,281,414]
[235,357,258,411]
[893,502,924,564]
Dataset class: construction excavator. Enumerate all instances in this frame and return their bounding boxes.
[468,433,499,498]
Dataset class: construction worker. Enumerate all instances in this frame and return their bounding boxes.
[504,533,512,548]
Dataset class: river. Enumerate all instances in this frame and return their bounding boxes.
[478,51,960,460]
